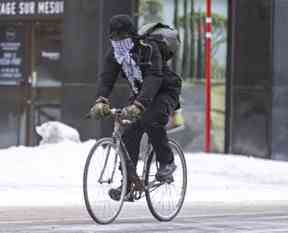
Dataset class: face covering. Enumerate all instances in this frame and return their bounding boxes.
[111,38,143,94]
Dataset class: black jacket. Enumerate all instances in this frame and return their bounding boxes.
[95,39,182,108]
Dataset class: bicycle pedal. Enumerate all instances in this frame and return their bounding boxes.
[131,190,142,200]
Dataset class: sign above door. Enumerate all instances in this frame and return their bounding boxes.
[0,0,63,18]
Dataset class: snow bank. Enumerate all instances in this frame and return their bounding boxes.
[1,142,288,206]
[0,140,95,206]
[0,122,288,206]
[185,153,288,203]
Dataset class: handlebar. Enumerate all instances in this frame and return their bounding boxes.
[86,107,132,125]
[110,108,132,124]
[110,108,122,115]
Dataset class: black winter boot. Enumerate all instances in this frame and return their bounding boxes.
[155,161,177,182]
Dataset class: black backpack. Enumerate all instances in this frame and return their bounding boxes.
[138,22,180,61]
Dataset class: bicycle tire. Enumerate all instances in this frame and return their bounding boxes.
[145,139,187,221]
[83,137,128,224]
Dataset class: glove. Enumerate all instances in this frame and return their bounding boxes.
[124,101,145,120]
[89,97,111,119]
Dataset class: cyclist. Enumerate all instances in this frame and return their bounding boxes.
[89,14,182,200]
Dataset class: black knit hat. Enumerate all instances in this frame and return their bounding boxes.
[109,14,137,37]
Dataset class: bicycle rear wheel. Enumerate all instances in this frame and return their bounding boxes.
[145,139,187,221]
[83,137,127,224]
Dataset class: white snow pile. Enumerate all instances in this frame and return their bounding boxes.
[36,121,80,144]
[0,121,288,206]
[186,154,288,203]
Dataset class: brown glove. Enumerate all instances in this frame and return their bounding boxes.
[124,101,145,120]
[89,97,111,119]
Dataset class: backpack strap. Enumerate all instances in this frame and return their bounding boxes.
[138,39,153,67]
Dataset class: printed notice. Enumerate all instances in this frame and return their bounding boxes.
[0,27,25,81]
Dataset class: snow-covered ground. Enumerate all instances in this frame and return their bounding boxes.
[1,122,288,207]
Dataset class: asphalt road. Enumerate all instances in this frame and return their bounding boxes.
[1,202,288,233]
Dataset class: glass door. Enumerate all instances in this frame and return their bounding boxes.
[0,22,28,147]
[28,21,63,145]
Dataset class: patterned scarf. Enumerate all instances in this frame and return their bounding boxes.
[111,38,143,94]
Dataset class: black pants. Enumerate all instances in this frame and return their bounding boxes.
[122,93,178,169]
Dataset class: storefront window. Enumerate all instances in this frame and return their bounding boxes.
[0,0,64,146]
[34,22,62,87]
[0,23,26,147]
[30,22,63,144]
[138,0,228,152]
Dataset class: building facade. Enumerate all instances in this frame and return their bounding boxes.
[0,0,229,154]
[227,0,288,161]
[4,0,287,162]
[0,0,64,147]
[0,0,138,147]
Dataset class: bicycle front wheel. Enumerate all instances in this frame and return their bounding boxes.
[83,137,127,224]
[145,139,187,221]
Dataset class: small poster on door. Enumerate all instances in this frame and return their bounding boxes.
[0,26,25,83]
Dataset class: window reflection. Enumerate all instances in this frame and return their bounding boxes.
[138,0,228,152]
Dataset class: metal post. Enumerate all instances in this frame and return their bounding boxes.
[204,0,212,152]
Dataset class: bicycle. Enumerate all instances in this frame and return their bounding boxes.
[83,108,187,224]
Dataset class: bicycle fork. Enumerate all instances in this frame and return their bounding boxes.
[98,143,119,184]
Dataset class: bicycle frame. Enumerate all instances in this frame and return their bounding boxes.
[96,109,137,184]
[97,108,165,200]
